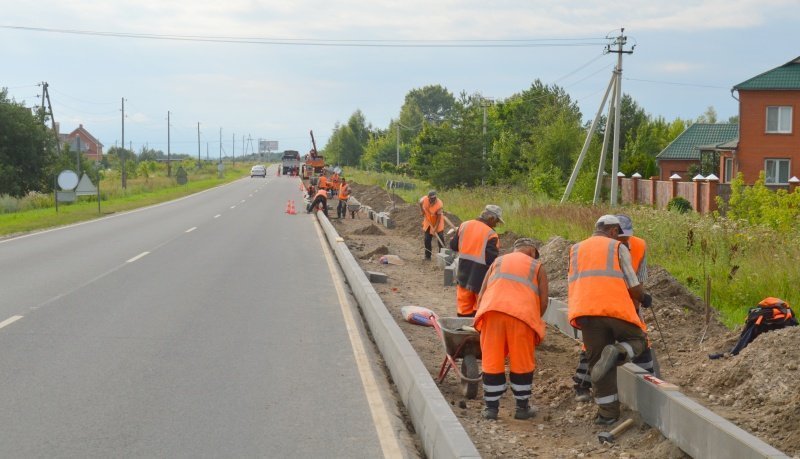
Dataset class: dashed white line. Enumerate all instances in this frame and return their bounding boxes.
[240,199,246,203]
[249,194,253,197]
[214,214,221,219]
[230,205,237,209]
[0,315,23,330]
[127,251,150,263]
[185,227,197,233]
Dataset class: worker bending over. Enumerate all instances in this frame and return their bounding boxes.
[317,174,328,192]
[449,205,503,317]
[307,188,329,216]
[573,214,656,402]
[336,178,351,219]
[568,215,649,425]
[419,190,445,260]
[474,238,549,420]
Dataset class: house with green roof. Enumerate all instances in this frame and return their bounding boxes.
[732,56,800,187]
[655,123,738,181]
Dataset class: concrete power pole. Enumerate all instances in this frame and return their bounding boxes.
[121,97,126,189]
[197,122,201,167]
[167,110,171,177]
[561,29,633,205]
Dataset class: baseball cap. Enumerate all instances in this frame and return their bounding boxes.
[513,238,536,249]
[484,204,504,223]
[427,190,437,198]
[595,214,621,226]
[616,214,633,237]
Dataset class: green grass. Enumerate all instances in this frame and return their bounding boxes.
[345,168,800,327]
[0,163,259,237]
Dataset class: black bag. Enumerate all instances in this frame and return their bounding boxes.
[709,297,798,359]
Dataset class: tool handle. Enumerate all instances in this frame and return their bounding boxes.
[610,418,635,436]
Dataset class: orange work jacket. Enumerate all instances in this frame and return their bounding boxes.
[317,176,328,190]
[314,189,328,200]
[567,235,645,331]
[457,220,498,265]
[474,252,546,344]
[420,197,444,233]
[339,183,351,200]
[627,236,646,272]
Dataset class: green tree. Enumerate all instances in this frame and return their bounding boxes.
[403,85,456,125]
[323,110,371,166]
[0,89,57,196]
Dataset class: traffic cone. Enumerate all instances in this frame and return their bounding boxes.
[285,200,292,214]
[288,200,296,215]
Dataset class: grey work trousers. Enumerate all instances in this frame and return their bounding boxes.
[578,316,647,418]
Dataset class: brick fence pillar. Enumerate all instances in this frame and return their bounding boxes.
[705,174,719,214]
[692,174,703,213]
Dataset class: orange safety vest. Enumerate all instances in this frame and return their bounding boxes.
[420,197,444,233]
[315,189,328,200]
[332,173,340,185]
[567,235,645,331]
[475,252,546,344]
[339,183,351,200]
[317,176,328,190]
[457,220,498,265]
[628,236,646,272]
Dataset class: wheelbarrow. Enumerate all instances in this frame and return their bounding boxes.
[431,316,482,399]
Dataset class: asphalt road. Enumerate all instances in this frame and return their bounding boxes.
[0,167,388,457]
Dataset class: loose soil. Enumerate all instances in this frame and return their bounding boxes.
[333,182,800,458]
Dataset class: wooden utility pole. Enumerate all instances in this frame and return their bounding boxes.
[121,97,127,189]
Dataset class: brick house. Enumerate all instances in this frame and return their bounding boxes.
[732,57,800,187]
[60,124,104,162]
[655,123,738,181]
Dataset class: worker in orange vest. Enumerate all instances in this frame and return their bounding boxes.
[419,190,445,260]
[448,205,502,317]
[573,214,656,403]
[336,178,352,219]
[474,238,549,420]
[306,188,329,216]
[568,214,650,425]
[317,174,328,191]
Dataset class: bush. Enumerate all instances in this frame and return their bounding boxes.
[667,196,692,213]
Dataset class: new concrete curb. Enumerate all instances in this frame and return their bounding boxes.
[318,213,480,459]
[546,299,789,459]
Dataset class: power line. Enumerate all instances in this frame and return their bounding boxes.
[623,77,729,90]
[0,25,610,48]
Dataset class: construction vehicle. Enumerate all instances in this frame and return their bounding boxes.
[302,130,326,182]
[280,150,301,176]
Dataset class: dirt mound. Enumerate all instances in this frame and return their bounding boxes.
[353,224,385,236]
[361,245,390,259]
[389,205,426,238]
[646,265,704,313]
[678,326,800,456]
[349,183,405,212]
[538,236,573,299]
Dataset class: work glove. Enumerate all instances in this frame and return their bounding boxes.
[641,293,653,309]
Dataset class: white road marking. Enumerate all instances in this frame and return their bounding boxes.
[240,199,246,203]
[185,227,197,233]
[126,251,150,263]
[230,205,237,209]
[0,315,23,330]
[249,194,253,197]
[214,214,221,219]
[313,221,404,459]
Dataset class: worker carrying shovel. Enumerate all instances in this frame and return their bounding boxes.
[419,190,445,261]
[474,238,549,420]
[567,215,649,425]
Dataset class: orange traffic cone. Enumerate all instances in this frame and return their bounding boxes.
[288,200,296,215]
[285,200,292,214]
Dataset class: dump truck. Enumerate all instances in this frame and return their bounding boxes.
[280,150,301,176]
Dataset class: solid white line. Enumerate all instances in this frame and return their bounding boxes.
[0,315,23,330]
[185,227,197,233]
[313,220,403,458]
[230,205,237,209]
[214,214,221,219]
[126,251,150,263]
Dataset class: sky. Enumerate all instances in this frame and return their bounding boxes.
[2,0,799,158]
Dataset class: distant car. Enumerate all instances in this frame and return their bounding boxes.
[250,165,267,178]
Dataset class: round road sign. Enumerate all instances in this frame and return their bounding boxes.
[57,170,79,190]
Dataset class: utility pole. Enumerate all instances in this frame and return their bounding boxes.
[561,28,633,205]
[206,142,209,160]
[219,127,222,163]
[396,121,400,167]
[76,135,81,172]
[197,122,201,167]
[167,110,172,177]
[232,133,235,166]
[40,82,60,153]
[121,97,126,189]
[482,98,490,185]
